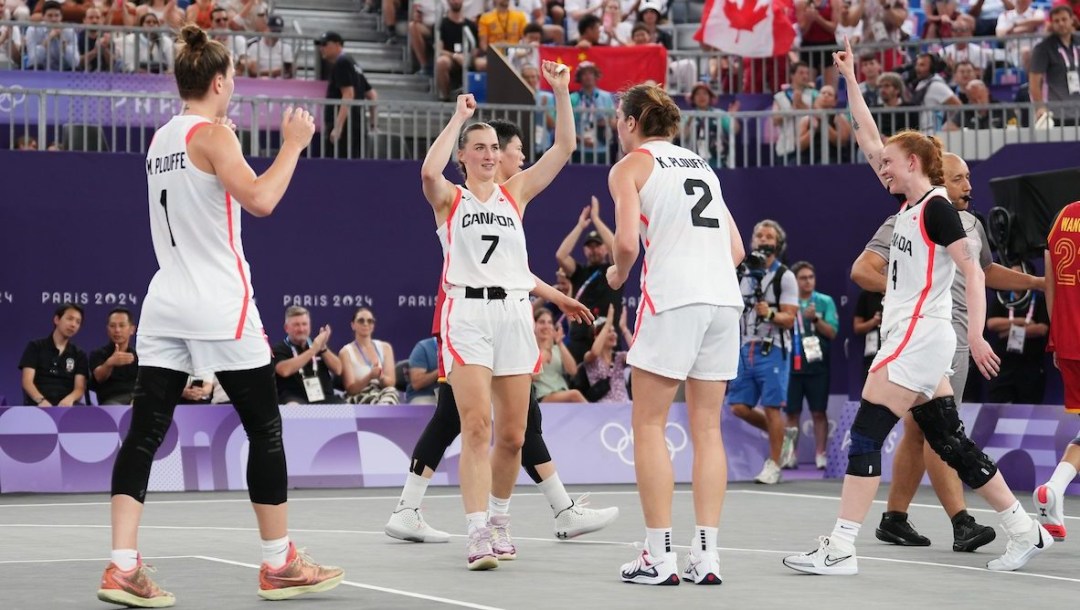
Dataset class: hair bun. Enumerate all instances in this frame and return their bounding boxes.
[180,25,207,50]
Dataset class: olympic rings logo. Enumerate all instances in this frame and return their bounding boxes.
[0,86,26,113]
[600,421,688,466]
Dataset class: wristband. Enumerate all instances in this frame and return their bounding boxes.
[35,396,45,405]
[767,309,776,322]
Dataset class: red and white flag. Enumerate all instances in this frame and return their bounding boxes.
[693,0,796,58]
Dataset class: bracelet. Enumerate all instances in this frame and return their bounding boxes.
[34,396,45,405]
[766,309,776,321]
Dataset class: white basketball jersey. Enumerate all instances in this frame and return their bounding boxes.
[139,115,262,340]
[881,187,955,336]
[437,185,534,292]
[634,140,743,314]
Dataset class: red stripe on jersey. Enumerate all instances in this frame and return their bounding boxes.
[871,208,936,373]
[444,298,466,367]
[434,188,465,335]
[500,185,522,219]
[632,299,647,346]
[436,335,446,379]
[631,148,653,157]
[225,192,251,339]
[185,121,211,144]
[532,352,543,375]
[640,214,650,227]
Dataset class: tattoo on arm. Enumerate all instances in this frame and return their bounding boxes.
[853,119,860,131]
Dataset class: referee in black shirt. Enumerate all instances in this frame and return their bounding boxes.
[316,31,378,158]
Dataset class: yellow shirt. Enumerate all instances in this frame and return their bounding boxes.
[477,9,529,46]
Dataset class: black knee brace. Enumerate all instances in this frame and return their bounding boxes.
[216,365,288,505]
[111,367,189,503]
[911,396,998,489]
[521,390,552,483]
[409,382,462,475]
[846,399,900,477]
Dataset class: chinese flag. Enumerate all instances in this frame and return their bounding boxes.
[537,45,668,93]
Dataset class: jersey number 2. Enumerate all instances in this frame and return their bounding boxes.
[159,190,176,247]
[481,235,499,264]
[685,179,719,228]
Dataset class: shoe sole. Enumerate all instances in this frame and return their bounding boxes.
[953,527,996,552]
[684,572,723,585]
[467,556,499,571]
[384,524,451,543]
[257,573,345,601]
[781,558,857,576]
[493,552,517,561]
[554,508,620,539]
[621,574,680,585]
[1033,486,1067,541]
[874,528,931,547]
[97,590,176,608]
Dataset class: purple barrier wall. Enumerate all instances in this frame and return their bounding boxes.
[0,401,842,493]
[3,143,1080,405]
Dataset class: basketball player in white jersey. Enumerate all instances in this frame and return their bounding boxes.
[96,26,342,608]
[784,38,1053,576]
[419,60,577,570]
[605,84,745,586]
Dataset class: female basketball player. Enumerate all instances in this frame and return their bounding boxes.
[783,37,1052,576]
[605,84,745,585]
[97,26,342,608]
[419,60,576,570]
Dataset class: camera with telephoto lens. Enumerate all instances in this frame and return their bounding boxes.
[739,244,776,310]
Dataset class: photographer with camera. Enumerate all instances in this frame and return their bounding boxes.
[729,220,799,485]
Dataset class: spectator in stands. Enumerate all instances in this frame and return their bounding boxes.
[634,1,672,49]
[521,63,557,153]
[508,22,543,71]
[0,9,22,69]
[514,0,565,43]
[575,13,605,47]
[796,84,851,163]
[835,0,864,43]
[247,13,294,78]
[100,0,138,27]
[859,53,883,106]
[407,0,441,76]
[19,303,88,407]
[797,0,840,90]
[317,31,378,157]
[951,59,977,101]
[844,0,908,71]
[339,306,400,405]
[209,7,250,73]
[533,267,574,318]
[771,61,818,165]
[923,0,973,39]
[382,0,406,45]
[1014,51,1033,124]
[15,136,38,150]
[579,305,632,402]
[565,0,604,45]
[853,289,885,382]
[630,21,651,45]
[986,286,1049,404]
[405,336,439,404]
[185,0,214,29]
[910,52,961,131]
[959,79,1019,128]
[89,307,139,405]
[969,0,1011,36]
[478,0,529,65]
[943,24,993,74]
[26,1,80,71]
[273,306,344,405]
[1054,0,1080,28]
[4,0,29,21]
[679,82,739,169]
[180,376,212,404]
[118,12,174,73]
[1030,6,1080,126]
[134,0,183,30]
[875,71,917,136]
[78,5,118,72]
[434,0,480,101]
[569,61,616,163]
[532,309,587,403]
[996,0,1047,68]
[221,0,268,31]
[31,0,90,23]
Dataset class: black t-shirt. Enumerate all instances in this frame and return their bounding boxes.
[271,340,336,403]
[568,262,624,341]
[325,54,373,131]
[987,294,1050,360]
[919,196,967,247]
[877,103,919,138]
[439,17,479,53]
[88,343,139,404]
[854,290,885,362]
[18,337,89,405]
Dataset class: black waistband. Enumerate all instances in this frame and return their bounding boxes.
[465,286,507,300]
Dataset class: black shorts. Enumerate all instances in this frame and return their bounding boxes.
[785,371,829,414]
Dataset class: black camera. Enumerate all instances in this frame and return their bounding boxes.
[739,244,775,279]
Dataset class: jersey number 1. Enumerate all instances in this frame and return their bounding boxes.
[160,190,176,247]
[685,179,719,228]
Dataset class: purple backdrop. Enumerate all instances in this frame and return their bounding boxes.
[2,143,1080,404]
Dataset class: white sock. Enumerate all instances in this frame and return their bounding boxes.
[645,527,672,556]
[830,518,861,547]
[398,472,430,510]
[261,536,290,569]
[488,494,511,516]
[998,501,1034,537]
[111,549,138,571]
[537,473,573,515]
[1047,461,1079,497]
[466,511,488,535]
[693,525,718,554]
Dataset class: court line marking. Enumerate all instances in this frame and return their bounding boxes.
[0,555,195,565]
[2,524,1076,584]
[193,555,506,610]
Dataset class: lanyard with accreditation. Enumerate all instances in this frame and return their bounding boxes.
[1058,42,1080,95]
[288,339,325,402]
[1006,296,1036,354]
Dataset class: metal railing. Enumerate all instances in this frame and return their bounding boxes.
[3,86,1079,165]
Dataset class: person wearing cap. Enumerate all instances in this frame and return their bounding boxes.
[556,196,624,363]
[569,60,615,163]
[679,82,739,169]
[317,31,378,158]
[247,12,294,78]
[635,0,673,49]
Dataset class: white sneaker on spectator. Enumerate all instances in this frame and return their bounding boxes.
[384,507,450,543]
[780,427,798,469]
[815,453,828,470]
[754,459,782,485]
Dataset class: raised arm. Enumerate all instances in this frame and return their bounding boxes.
[556,206,590,275]
[421,95,475,222]
[503,61,576,211]
[834,37,885,182]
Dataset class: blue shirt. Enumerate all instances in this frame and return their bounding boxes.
[793,290,838,375]
[405,337,439,402]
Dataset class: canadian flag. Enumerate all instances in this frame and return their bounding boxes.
[693,0,797,58]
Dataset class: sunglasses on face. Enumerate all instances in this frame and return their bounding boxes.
[356,318,375,324]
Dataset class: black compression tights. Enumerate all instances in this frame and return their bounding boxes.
[410,382,552,484]
[111,365,288,505]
